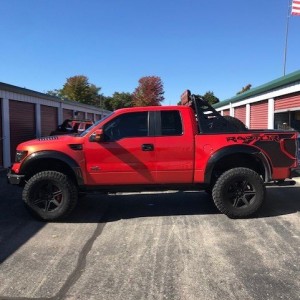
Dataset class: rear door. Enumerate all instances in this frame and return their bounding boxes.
[154,110,194,183]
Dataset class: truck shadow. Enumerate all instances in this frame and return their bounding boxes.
[69,186,300,222]
[1,176,299,264]
[82,191,219,223]
[0,178,46,264]
[258,186,300,218]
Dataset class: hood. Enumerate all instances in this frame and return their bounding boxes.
[17,134,84,152]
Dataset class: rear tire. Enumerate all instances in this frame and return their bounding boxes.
[212,167,265,218]
[23,171,78,221]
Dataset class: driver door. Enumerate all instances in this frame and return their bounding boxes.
[85,111,156,185]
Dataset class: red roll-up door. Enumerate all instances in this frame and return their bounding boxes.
[10,100,36,163]
[250,101,268,129]
[76,111,85,119]
[275,92,300,111]
[95,114,102,121]
[63,109,73,120]
[223,109,230,116]
[234,106,246,124]
[0,99,3,166]
[41,105,58,136]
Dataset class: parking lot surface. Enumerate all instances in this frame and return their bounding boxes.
[0,171,299,300]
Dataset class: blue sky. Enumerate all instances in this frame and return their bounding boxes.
[0,0,299,105]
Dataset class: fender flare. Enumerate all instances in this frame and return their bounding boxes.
[204,145,272,184]
[20,150,84,186]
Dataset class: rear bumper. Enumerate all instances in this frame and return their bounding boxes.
[7,169,25,185]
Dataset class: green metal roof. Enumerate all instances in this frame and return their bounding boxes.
[213,70,300,109]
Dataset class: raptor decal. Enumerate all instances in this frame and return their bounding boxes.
[227,134,280,145]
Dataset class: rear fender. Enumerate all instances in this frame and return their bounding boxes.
[204,145,272,184]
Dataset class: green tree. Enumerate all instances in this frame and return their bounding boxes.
[237,84,252,95]
[132,76,164,106]
[60,75,102,105]
[46,89,62,98]
[110,92,133,110]
[99,93,133,111]
[177,91,219,105]
[100,96,113,111]
[202,91,220,105]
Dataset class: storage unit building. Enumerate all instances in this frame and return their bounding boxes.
[0,82,111,168]
[214,70,300,132]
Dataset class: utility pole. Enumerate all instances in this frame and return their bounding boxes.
[283,0,292,76]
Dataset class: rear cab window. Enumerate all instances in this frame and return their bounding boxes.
[160,110,183,136]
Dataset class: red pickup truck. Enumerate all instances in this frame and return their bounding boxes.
[7,91,300,221]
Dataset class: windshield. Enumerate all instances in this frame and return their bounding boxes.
[79,112,114,137]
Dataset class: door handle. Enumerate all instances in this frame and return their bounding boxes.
[142,144,154,151]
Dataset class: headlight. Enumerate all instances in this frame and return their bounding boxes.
[15,150,28,163]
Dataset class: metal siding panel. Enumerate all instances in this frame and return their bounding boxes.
[76,111,85,119]
[234,106,246,124]
[250,101,268,129]
[0,99,2,166]
[275,93,300,111]
[41,105,58,136]
[63,109,73,120]
[9,100,36,162]
[223,109,230,116]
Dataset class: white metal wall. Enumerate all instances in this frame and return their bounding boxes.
[0,86,110,167]
[216,81,300,130]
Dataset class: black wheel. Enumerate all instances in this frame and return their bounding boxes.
[22,171,78,221]
[212,167,265,218]
[223,115,247,131]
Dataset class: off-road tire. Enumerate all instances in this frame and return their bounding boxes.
[223,115,247,131]
[23,171,78,221]
[212,167,265,218]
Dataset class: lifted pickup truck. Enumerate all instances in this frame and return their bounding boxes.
[7,91,300,220]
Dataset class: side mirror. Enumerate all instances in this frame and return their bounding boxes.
[89,129,104,142]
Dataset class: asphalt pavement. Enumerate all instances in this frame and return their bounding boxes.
[0,170,299,300]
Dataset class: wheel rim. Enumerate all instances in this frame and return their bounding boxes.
[31,181,63,212]
[226,179,256,208]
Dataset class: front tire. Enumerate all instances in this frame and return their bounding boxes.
[212,168,265,218]
[23,171,78,221]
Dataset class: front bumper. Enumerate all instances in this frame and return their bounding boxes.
[7,169,25,185]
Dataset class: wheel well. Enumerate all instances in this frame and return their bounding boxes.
[23,158,78,186]
[210,153,266,184]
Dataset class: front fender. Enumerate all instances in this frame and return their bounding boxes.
[20,150,84,186]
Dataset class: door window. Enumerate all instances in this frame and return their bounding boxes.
[103,112,148,141]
